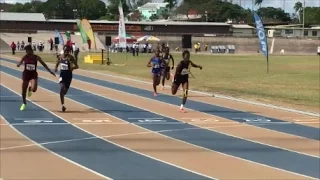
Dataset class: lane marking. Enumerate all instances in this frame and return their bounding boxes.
[0,77,217,180]
[2,65,319,179]
[0,114,112,180]
[2,55,319,116]
[1,123,249,151]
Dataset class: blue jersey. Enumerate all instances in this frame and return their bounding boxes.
[151,56,162,74]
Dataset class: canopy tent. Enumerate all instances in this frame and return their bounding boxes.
[113,34,136,43]
[137,35,160,42]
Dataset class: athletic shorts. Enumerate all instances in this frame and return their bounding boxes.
[59,72,73,89]
[22,71,38,82]
[173,75,188,86]
[165,66,170,73]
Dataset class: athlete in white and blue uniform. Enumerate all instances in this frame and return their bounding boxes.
[54,45,79,112]
[147,49,163,96]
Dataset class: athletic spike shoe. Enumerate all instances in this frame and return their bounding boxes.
[180,108,186,113]
[62,106,66,112]
[20,104,26,111]
[153,92,158,97]
[27,87,32,97]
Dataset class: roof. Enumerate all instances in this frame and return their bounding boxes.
[138,3,168,9]
[232,24,254,29]
[47,19,231,26]
[0,12,46,21]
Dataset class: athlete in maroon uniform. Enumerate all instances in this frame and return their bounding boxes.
[17,45,56,110]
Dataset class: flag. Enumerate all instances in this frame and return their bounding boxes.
[76,19,87,43]
[81,19,97,49]
[65,31,71,40]
[118,0,127,48]
[55,29,64,45]
[253,11,268,60]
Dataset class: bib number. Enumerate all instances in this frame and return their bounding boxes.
[181,68,189,75]
[26,64,35,71]
[154,64,160,68]
[60,64,69,70]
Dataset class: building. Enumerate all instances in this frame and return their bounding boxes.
[137,3,168,21]
[231,24,254,36]
[266,24,320,38]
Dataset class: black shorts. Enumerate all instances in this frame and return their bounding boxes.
[59,72,72,89]
[165,66,170,73]
[173,75,188,86]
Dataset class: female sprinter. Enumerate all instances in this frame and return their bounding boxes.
[54,45,79,112]
[161,47,174,90]
[147,49,163,96]
[17,45,56,111]
[171,50,202,113]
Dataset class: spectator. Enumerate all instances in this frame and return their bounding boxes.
[49,38,53,51]
[11,41,16,55]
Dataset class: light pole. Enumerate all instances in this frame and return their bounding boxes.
[302,0,305,38]
[73,9,77,19]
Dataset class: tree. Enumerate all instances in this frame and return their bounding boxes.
[149,14,159,21]
[303,7,320,26]
[257,7,291,22]
[294,1,303,22]
[127,10,144,21]
[78,0,106,19]
[106,0,130,21]
[161,9,170,20]
[254,0,263,8]
[163,0,177,10]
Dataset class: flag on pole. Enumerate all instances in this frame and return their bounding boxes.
[118,0,127,48]
[55,29,64,45]
[81,19,97,50]
[76,19,87,43]
[253,11,269,72]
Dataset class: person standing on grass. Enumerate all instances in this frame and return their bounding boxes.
[17,45,56,111]
[55,45,79,112]
[147,49,163,97]
[171,50,202,113]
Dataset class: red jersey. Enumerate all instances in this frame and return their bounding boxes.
[23,55,38,72]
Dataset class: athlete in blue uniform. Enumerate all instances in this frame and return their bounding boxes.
[147,49,163,96]
[54,45,79,112]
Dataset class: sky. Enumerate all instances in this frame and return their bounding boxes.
[1,0,319,13]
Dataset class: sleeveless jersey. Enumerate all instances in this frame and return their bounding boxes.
[151,56,162,74]
[60,56,72,73]
[23,55,37,72]
[162,54,171,66]
[177,60,190,78]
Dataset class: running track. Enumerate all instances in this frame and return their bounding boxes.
[0,55,319,180]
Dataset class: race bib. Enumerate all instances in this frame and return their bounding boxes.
[60,63,69,70]
[164,59,169,63]
[181,68,189,75]
[26,64,35,71]
[154,64,160,68]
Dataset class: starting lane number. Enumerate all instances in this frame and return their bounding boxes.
[128,118,167,123]
[232,117,272,123]
[23,120,53,123]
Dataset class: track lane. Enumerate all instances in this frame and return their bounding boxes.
[1,61,318,178]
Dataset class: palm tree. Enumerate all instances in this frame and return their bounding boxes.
[254,0,263,9]
[294,1,303,23]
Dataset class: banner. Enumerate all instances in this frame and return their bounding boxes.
[81,19,97,49]
[118,0,127,48]
[76,19,87,43]
[253,11,268,60]
[55,29,64,45]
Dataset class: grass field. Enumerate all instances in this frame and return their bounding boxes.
[4,51,320,112]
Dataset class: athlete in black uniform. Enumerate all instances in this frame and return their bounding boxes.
[54,45,79,112]
[161,47,174,89]
[172,50,202,112]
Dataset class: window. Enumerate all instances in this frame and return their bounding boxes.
[285,29,293,34]
[312,31,317,36]
[304,31,308,36]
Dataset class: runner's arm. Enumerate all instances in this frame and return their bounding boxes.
[190,61,202,69]
[16,56,25,67]
[170,54,175,69]
[54,56,60,72]
[37,56,56,75]
[70,56,79,71]
[147,58,153,67]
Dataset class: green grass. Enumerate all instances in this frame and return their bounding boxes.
[6,52,320,112]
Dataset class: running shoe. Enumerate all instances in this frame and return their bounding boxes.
[153,92,158,97]
[27,87,32,97]
[20,104,26,111]
[62,106,66,112]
